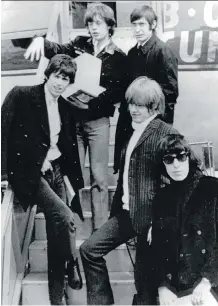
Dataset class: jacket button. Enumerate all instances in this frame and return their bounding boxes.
[180,253,184,258]
[24,134,28,137]
[17,153,20,155]
[197,230,202,235]
[183,233,188,237]
[201,249,206,254]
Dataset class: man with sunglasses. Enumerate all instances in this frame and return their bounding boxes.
[138,134,218,305]
[80,77,179,305]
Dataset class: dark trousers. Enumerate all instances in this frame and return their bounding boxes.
[36,161,76,305]
[80,209,136,305]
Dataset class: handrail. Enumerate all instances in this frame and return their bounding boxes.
[1,185,14,243]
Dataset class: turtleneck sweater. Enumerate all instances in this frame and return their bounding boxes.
[122,114,157,210]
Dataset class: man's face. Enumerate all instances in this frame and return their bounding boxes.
[129,103,152,123]
[88,15,110,42]
[131,17,154,44]
[163,152,190,181]
[46,72,70,98]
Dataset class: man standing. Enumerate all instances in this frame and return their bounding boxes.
[24,2,126,231]
[114,5,178,173]
[80,77,179,305]
[1,55,84,305]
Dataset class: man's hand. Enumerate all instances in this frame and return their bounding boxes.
[41,160,53,175]
[158,286,178,305]
[68,99,89,109]
[24,37,44,61]
[191,278,211,305]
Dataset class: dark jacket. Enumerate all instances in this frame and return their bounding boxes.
[127,33,178,105]
[110,117,178,234]
[43,36,127,121]
[114,34,178,172]
[152,174,218,292]
[1,84,84,219]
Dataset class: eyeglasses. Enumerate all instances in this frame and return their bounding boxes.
[163,152,189,165]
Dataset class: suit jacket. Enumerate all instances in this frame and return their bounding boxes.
[152,174,218,291]
[110,117,178,234]
[1,84,84,219]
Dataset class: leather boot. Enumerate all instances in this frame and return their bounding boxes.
[66,258,83,290]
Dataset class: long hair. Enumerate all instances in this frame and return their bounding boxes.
[125,76,165,116]
[157,134,202,176]
[84,2,116,37]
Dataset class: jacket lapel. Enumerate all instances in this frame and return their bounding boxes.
[134,117,161,150]
[31,84,50,139]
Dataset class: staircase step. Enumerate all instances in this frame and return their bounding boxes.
[29,240,135,273]
[22,271,136,305]
[35,211,93,241]
[35,187,116,240]
[84,162,118,186]
[81,185,116,211]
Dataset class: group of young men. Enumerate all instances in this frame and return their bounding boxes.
[2,3,179,305]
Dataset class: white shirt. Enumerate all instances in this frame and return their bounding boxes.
[93,38,111,56]
[44,84,61,162]
[122,114,157,210]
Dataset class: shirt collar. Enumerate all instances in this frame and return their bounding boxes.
[44,84,58,105]
[132,113,157,132]
[137,34,152,48]
[92,38,117,55]
[137,33,157,54]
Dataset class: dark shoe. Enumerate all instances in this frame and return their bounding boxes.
[66,258,83,290]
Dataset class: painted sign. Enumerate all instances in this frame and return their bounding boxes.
[162,1,218,70]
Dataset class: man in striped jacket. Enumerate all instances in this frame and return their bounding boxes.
[80,76,179,305]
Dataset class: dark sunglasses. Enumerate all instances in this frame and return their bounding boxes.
[163,152,189,165]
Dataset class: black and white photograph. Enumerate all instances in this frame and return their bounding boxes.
[1,1,218,305]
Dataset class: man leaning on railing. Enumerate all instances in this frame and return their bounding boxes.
[1,54,84,305]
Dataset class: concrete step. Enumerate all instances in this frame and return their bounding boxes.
[22,271,136,305]
[35,211,93,241]
[35,187,116,240]
[81,185,116,211]
[29,240,135,273]
[84,162,118,186]
[35,211,97,241]
[85,141,115,164]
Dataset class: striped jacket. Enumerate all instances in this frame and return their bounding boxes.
[110,117,178,234]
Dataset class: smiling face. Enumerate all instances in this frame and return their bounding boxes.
[128,103,152,123]
[46,71,70,98]
[163,151,190,181]
[87,15,110,42]
[131,17,155,44]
